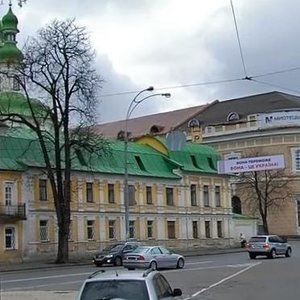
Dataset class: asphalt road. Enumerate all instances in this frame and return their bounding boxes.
[1,241,300,300]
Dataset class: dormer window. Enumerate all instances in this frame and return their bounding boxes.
[7,34,15,42]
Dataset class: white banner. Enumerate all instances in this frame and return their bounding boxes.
[217,155,285,174]
[258,111,300,128]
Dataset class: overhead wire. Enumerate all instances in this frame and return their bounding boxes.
[100,1,300,99]
[230,0,248,78]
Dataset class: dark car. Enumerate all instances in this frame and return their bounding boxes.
[93,242,141,267]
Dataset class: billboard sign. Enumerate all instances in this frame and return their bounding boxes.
[258,111,300,128]
[217,155,285,174]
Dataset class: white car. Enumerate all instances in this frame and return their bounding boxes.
[77,268,182,300]
[247,235,292,259]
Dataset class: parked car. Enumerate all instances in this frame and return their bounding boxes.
[77,268,182,300]
[93,241,141,267]
[123,246,185,270]
[247,235,292,259]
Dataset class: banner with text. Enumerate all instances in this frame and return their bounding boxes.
[217,155,285,174]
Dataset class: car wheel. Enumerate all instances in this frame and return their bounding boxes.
[114,256,122,266]
[268,249,276,259]
[127,267,135,270]
[285,248,292,258]
[95,263,102,267]
[249,253,256,259]
[176,258,184,269]
[149,261,157,270]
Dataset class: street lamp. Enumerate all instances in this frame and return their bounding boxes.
[124,87,171,240]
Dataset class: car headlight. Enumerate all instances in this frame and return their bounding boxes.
[105,254,113,258]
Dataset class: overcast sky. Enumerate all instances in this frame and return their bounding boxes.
[8,0,300,123]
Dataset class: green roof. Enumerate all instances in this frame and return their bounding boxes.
[0,42,23,63]
[2,6,18,31]
[0,92,46,117]
[167,141,220,174]
[0,133,180,179]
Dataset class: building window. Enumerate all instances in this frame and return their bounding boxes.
[232,196,242,214]
[129,220,135,238]
[108,184,115,203]
[203,185,209,207]
[86,182,94,203]
[128,185,135,206]
[39,179,48,201]
[166,188,174,206]
[192,221,198,238]
[293,149,300,171]
[5,227,16,249]
[108,220,115,239]
[147,220,153,238]
[87,220,95,240]
[190,184,197,206]
[167,221,176,239]
[217,221,223,238]
[215,186,221,207]
[4,182,14,206]
[146,186,152,204]
[296,195,300,227]
[205,221,211,238]
[40,220,49,241]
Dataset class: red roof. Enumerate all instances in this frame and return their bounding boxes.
[92,102,215,138]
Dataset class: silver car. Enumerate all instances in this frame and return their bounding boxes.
[247,235,292,259]
[123,246,185,270]
[77,268,182,300]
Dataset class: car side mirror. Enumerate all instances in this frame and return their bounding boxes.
[173,288,182,297]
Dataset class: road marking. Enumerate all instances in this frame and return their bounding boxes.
[185,260,213,265]
[3,280,82,291]
[1,272,90,283]
[183,262,261,299]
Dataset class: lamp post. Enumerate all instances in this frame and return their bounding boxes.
[124,87,171,240]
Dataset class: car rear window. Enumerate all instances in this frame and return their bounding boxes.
[249,237,266,242]
[80,279,150,300]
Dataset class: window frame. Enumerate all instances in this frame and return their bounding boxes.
[203,185,210,207]
[86,182,94,203]
[40,220,49,242]
[108,183,115,204]
[166,187,174,206]
[39,179,48,201]
[190,184,197,206]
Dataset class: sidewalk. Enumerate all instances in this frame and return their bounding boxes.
[0,246,246,272]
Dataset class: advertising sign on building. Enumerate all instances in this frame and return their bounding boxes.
[258,111,300,128]
[217,155,285,174]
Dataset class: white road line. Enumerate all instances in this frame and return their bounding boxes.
[1,272,90,283]
[183,262,261,300]
[3,280,82,291]
[185,260,213,265]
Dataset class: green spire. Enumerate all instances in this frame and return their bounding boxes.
[0,4,23,64]
[2,4,19,31]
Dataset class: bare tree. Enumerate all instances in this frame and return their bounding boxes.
[0,19,104,263]
[237,168,292,235]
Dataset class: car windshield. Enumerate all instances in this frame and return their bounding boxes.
[131,246,151,253]
[102,244,123,252]
[249,237,267,243]
[80,280,150,300]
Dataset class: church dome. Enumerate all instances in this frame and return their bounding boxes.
[2,5,18,31]
[0,42,23,63]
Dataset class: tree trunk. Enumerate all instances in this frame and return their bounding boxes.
[56,216,70,263]
[262,215,269,235]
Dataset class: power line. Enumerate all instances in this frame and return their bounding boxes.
[252,66,300,78]
[100,77,245,97]
[230,0,248,78]
[250,78,300,95]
